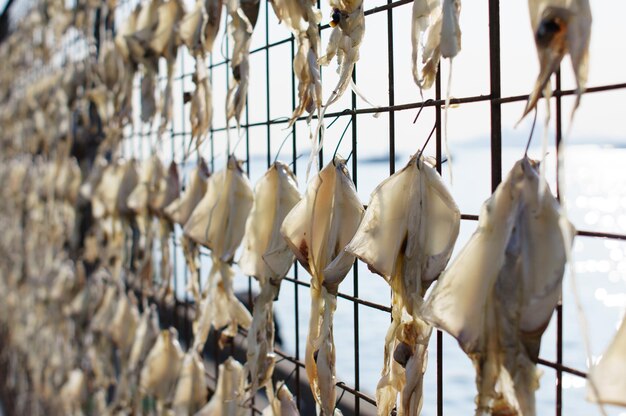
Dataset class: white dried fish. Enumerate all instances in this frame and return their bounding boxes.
[318,0,364,109]
[205,0,224,53]
[187,156,254,349]
[281,157,364,415]
[239,162,301,397]
[522,0,591,121]
[140,327,185,401]
[422,158,573,416]
[263,382,300,416]
[128,303,160,373]
[411,0,460,92]
[270,0,322,125]
[587,315,626,407]
[109,290,140,362]
[195,357,246,416]
[172,351,209,415]
[225,0,260,130]
[345,155,459,416]
[164,158,210,226]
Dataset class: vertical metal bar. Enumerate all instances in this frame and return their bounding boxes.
[289,32,302,412]
[435,65,443,416]
[387,0,395,176]
[265,0,271,169]
[488,0,502,189]
[555,70,563,416]
[210,52,215,173]
[351,66,359,416]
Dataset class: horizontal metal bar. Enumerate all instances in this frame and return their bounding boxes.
[537,358,587,379]
[282,276,392,313]
[272,347,378,406]
[203,82,626,133]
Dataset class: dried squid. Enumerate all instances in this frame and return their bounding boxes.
[180,0,212,145]
[317,0,364,109]
[263,382,301,416]
[281,157,364,415]
[411,0,461,92]
[269,0,323,125]
[151,161,181,299]
[165,159,210,302]
[172,350,208,415]
[587,314,626,407]
[521,0,591,121]
[225,0,260,131]
[125,0,161,123]
[196,357,246,416]
[127,155,165,290]
[186,156,254,350]
[422,158,574,416]
[140,327,185,402]
[345,155,460,415]
[239,162,301,398]
[411,0,460,182]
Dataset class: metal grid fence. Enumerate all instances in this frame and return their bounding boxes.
[118,1,626,415]
[12,0,626,414]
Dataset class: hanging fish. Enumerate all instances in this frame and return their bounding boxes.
[172,351,208,415]
[128,303,160,374]
[151,161,181,299]
[225,0,260,130]
[196,357,246,416]
[109,290,140,364]
[411,0,461,92]
[521,0,591,121]
[345,154,460,416]
[205,0,224,53]
[180,0,210,142]
[422,158,574,416]
[165,158,209,308]
[164,158,210,227]
[281,157,364,415]
[239,162,301,398]
[318,0,364,108]
[262,382,301,416]
[125,0,162,123]
[186,156,254,349]
[153,0,186,133]
[269,0,322,125]
[140,327,185,402]
[587,314,626,407]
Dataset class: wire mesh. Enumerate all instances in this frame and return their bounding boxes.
[8,0,626,414]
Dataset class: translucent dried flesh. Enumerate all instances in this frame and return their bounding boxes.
[270,0,322,124]
[281,157,364,415]
[422,158,573,415]
[140,328,185,401]
[196,357,246,416]
[345,155,460,415]
[226,0,261,128]
[521,0,591,120]
[188,157,254,350]
[172,351,208,415]
[587,316,626,407]
[164,158,210,226]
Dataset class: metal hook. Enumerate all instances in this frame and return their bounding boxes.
[327,109,350,130]
[524,107,539,158]
[413,99,435,124]
[334,382,347,412]
[416,121,438,163]
[332,118,353,166]
[274,130,294,164]
[289,153,303,167]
